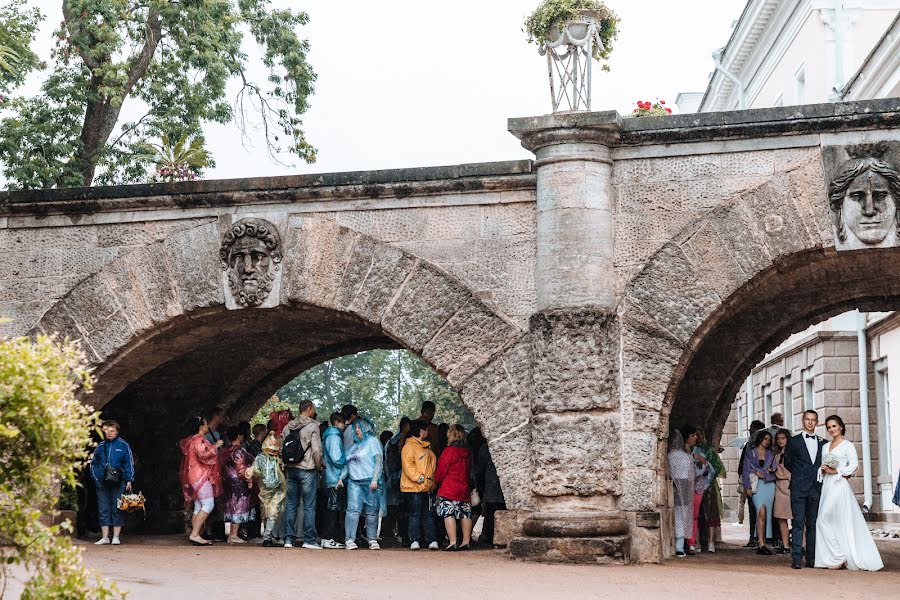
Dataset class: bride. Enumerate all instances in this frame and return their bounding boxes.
[815,415,883,570]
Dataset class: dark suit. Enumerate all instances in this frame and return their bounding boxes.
[784,432,825,563]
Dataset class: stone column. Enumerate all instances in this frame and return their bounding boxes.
[507,113,630,563]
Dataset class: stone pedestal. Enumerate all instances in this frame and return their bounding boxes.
[508,112,632,563]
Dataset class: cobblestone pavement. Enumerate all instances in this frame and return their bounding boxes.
[5,525,900,600]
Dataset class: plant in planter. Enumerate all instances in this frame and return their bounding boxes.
[629,99,673,117]
[524,0,619,72]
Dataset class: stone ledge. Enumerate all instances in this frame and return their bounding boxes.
[509,536,629,564]
[523,512,629,537]
[0,160,536,217]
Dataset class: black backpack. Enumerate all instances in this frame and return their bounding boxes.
[282,426,308,466]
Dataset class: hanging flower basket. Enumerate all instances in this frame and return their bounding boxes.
[524,0,619,71]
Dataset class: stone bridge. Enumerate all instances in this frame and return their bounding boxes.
[2,98,899,563]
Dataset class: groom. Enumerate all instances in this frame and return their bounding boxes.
[784,409,827,569]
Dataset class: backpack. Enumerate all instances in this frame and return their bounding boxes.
[282,425,308,467]
[258,455,282,490]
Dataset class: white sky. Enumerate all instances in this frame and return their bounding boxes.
[20,0,747,181]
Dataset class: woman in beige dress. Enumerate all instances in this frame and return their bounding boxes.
[773,429,792,554]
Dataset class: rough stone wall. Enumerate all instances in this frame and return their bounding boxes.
[0,218,215,337]
[613,147,819,300]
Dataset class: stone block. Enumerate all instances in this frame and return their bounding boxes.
[493,509,530,546]
[619,469,658,511]
[680,222,746,300]
[531,412,621,497]
[624,243,719,344]
[707,196,774,281]
[422,298,520,387]
[381,262,468,351]
[523,512,628,537]
[741,175,815,260]
[122,244,184,325]
[480,203,536,238]
[0,301,51,338]
[627,512,662,563]
[487,422,534,510]
[83,310,136,363]
[509,535,628,564]
[62,273,120,335]
[336,234,417,324]
[281,219,359,308]
[162,222,224,312]
[622,431,658,469]
[530,309,618,413]
[460,336,531,441]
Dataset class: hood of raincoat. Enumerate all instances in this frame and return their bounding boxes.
[347,418,381,482]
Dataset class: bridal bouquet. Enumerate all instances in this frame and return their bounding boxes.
[822,454,839,470]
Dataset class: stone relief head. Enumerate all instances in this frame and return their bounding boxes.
[219,218,283,307]
[828,144,900,249]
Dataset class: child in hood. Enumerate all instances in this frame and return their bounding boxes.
[246,432,287,547]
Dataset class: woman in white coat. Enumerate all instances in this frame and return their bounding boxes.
[815,415,883,571]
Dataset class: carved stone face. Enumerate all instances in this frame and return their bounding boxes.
[220,218,282,308]
[841,171,896,246]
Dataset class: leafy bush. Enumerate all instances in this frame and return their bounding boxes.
[524,0,618,69]
[0,329,123,599]
[629,99,672,117]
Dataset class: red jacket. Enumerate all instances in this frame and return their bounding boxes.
[434,443,472,502]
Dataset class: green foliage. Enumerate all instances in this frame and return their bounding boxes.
[0,330,123,598]
[628,99,672,117]
[0,0,42,92]
[259,350,476,434]
[135,133,211,182]
[0,0,317,189]
[524,0,618,69]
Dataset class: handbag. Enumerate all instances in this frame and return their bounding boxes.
[749,473,759,494]
[470,488,481,507]
[103,443,123,483]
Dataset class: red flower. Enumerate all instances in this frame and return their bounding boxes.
[665,107,672,113]
[660,100,665,105]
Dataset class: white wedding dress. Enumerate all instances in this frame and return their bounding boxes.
[815,439,883,570]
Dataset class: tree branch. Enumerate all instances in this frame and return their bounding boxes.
[61,1,101,71]
[123,8,161,94]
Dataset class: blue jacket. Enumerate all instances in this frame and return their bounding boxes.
[90,437,135,483]
[323,426,348,488]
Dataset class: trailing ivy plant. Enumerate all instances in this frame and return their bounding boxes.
[0,326,123,598]
[524,0,618,70]
[0,0,317,190]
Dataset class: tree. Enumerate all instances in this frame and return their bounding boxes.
[0,0,41,90]
[0,327,123,598]
[0,0,317,189]
[269,350,476,434]
[136,133,211,182]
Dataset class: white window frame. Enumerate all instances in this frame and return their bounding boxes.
[874,358,891,478]
[794,64,806,105]
[782,375,793,417]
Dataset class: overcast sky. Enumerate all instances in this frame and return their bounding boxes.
[23,0,747,181]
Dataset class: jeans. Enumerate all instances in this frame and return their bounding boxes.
[284,468,318,544]
[95,479,126,527]
[345,480,378,543]
[404,491,436,545]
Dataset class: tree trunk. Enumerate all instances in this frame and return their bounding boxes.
[72,76,125,187]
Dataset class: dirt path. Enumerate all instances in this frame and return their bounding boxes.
[7,533,900,600]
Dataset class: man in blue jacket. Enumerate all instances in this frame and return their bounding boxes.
[321,412,348,548]
[90,420,135,545]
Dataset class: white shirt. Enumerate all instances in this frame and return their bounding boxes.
[803,431,818,463]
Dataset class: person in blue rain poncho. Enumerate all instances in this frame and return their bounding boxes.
[344,417,386,550]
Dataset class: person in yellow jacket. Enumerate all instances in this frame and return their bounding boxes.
[400,419,438,550]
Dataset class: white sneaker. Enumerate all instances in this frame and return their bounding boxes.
[111,537,121,545]
[301,542,322,550]
[428,541,439,550]
[94,538,110,545]
[708,542,716,553]
[345,539,358,550]
[410,541,421,550]
[369,540,380,550]
[283,540,294,548]
[321,539,344,549]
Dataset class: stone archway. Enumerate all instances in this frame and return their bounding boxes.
[34,216,534,529]
[617,149,900,556]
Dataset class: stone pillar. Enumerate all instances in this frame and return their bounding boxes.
[507,113,631,563]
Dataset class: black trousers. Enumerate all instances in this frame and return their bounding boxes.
[747,494,757,541]
[790,491,819,562]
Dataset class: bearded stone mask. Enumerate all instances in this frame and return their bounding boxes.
[220,218,283,308]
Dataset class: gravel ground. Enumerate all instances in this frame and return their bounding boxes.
[5,524,900,599]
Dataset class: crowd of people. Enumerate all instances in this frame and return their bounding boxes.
[89,400,507,551]
[670,409,884,570]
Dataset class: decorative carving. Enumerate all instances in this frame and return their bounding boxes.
[219,217,283,308]
[828,144,900,250]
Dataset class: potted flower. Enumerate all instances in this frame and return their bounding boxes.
[524,0,619,71]
[629,99,673,117]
